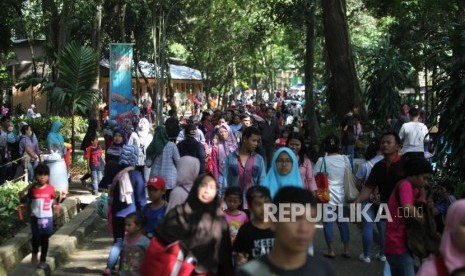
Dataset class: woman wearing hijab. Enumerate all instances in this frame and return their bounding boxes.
[314,134,351,259]
[103,144,147,276]
[146,126,180,200]
[47,120,65,156]
[212,123,238,198]
[417,199,465,275]
[286,132,317,194]
[165,156,201,213]
[154,174,233,275]
[99,128,126,190]
[128,117,153,181]
[263,147,303,199]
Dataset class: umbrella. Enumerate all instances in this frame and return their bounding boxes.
[252,113,265,122]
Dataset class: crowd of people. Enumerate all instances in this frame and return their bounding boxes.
[9,96,465,275]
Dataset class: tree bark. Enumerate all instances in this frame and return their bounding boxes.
[321,0,362,120]
[304,1,319,144]
[90,0,103,122]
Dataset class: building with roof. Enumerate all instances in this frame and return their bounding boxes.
[7,39,203,114]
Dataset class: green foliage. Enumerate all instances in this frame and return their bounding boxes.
[10,115,88,149]
[51,41,101,116]
[363,38,414,125]
[432,27,465,179]
[0,180,28,242]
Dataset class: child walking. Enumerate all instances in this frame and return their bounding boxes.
[223,186,248,244]
[85,134,105,195]
[143,176,167,238]
[27,164,57,269]
[233,186,275,266]
[120,212,150,275]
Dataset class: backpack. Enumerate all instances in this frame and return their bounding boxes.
[395,182,441,259]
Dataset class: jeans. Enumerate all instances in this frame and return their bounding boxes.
[218,174,225,200]
[106,216,125,270]
[342,145,355,172]
[361,202,386,257]
[91,170,103,192]
[323,205,350,243]
[24,160,38,183]
[386,251,415,276]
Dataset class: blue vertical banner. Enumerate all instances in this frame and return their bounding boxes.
[109,43,133,122]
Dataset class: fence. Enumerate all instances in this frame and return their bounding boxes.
[0,155,30,184]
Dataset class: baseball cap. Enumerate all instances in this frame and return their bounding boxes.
[147,176,165,189]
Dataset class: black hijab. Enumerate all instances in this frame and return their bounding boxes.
[154,174,232,274]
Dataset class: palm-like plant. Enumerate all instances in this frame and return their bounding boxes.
[363,38,414,129]
[432,27,465,179]
[51,42,101,161]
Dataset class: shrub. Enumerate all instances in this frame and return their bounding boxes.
[0,180,29,243]
[10,115,88,151]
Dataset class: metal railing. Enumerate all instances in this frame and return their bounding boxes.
[0,155,31,183]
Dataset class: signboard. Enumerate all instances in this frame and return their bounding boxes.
[109,43,133,122]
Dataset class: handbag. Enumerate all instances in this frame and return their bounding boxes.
[343,155,359,202]
[315,157,330,203]
[140,237,196,276]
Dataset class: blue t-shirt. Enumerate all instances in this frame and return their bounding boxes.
[143,203,167,237]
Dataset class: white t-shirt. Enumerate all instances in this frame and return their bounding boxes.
[399,121,428,154]
[315,155,346,205]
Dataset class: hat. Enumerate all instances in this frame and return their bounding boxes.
[404,158,433,177]
[185,123,197,137]
[19,121,28,127]
[147,176,165,189]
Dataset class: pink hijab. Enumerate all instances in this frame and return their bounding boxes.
[441,199,465,272]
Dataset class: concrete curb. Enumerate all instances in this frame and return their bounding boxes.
[0,197,81,275]
[7,200,100,276]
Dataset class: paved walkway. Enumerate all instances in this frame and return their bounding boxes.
[53,215,385,275]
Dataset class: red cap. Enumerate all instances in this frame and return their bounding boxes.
[147,176,165,189]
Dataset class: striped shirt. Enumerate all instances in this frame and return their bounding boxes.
[149,142,180,189]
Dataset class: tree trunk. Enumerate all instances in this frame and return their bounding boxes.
[91,0,103,123]
[305,1,319,144]
[58,0,73,53]
[321,0,362,120]
[117,3,127,42]
[71,109,76,163]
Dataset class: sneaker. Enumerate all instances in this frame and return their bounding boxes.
[92,190,100,196]
[359,253,371,263]
[375,253,386,262]
[37,262,49,269]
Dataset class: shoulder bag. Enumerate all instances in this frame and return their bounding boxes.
[343,155,359,202]
[315,157,330,203]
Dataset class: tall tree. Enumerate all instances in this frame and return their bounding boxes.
[322,0,362,119]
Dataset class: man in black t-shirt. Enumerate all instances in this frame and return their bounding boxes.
[236,187,335,276]
[354,132,404,205]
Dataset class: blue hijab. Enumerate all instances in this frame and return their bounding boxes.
[264,147,303,198]
[47,120,65,147]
